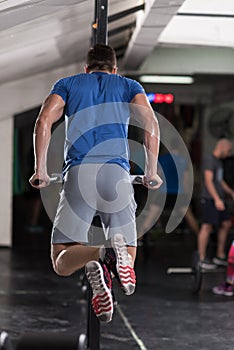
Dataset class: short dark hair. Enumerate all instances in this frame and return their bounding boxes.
[86,44,117,72]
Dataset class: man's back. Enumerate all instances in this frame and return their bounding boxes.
[50,72,144,174]
[51,72,144,115]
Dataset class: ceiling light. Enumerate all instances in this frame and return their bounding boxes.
[139,75,194,84]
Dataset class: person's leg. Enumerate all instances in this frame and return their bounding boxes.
[226,241,234,284]
[216,219,232,259]
[51,243,100,276]
[183,206,199,235]
[138,203,160,238]
[198,223,213,261]
[212,240,234,296]
[127,246,137,266]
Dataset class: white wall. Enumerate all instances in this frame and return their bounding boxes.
[0,62,83,246]
[0,117,13,246]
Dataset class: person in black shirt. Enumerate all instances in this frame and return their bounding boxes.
[198,138,234,270]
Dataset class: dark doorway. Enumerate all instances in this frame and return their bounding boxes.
[13,107,52,251]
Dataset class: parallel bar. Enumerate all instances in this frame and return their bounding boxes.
[177,12,234,18]
[108,21,135,37]
[87,286,100,350]
[108,4,145,23]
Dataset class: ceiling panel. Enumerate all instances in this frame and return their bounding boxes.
[159,0,234,48]
[0,0,148,84]
[1,0,234,87]
[159,16,234,48]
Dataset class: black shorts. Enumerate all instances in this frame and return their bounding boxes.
[200,198,231,226]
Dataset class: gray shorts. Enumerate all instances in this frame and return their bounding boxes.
[51,163,137,247]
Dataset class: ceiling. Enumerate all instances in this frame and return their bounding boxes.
[0,0,234,99]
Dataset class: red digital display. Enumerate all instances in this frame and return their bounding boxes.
[147,93,174,104]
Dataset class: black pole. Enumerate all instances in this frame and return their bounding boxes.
[92,0,108,45]
[87,286,100,350]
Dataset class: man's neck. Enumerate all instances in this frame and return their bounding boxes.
[89,70,110,74]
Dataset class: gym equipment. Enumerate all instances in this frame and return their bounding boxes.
[167,251,202,293]
[2,173,146,349]
[92,0,108,45]
[0,278,100,350]
[132,175,158,187]
[77,275,100,350]
[0,332,81,350]
[33,174,157,187]
[167,251,226,293]
[33,173,62,186]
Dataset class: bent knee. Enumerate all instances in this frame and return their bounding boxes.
[51,245,73,277]
[221,220,232,230]
[200,223,213,234]
[53,263,73,277]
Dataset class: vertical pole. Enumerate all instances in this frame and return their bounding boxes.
[87,286,100,350]
[92,0,108,45]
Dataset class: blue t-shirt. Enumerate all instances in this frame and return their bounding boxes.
[50,72,145,175]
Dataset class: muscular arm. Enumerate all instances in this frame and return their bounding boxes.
[29,94,65,188]
[204,170,225,210]
[130,93,162,189]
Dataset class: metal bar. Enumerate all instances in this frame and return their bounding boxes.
[167,267,193,274]
[92,0,108,45]
[108,21,135,37]
[177,12,234,18]
[108,4,145,23]
[87,286,100,350]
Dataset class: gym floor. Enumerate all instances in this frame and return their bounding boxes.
[1,229,234,350]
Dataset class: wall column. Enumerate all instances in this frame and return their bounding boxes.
[0,116,13,246]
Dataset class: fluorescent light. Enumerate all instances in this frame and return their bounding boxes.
[179,0,234,16]
[139,75,194,84]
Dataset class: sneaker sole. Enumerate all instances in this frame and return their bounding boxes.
[111,234,136,296]
[212,258,228,266]
[85,261,113,323]
[200,263,217,270]
[213,290,233,296]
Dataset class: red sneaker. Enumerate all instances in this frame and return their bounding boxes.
[85,260,113,323]
[104,234,136,295]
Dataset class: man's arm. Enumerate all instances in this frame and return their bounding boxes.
[130,93,162,189]
[204,170,225,210]
[29,94,65,188]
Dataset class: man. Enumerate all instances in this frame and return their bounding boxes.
[29,44,162,322]
[198,138,234,270]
